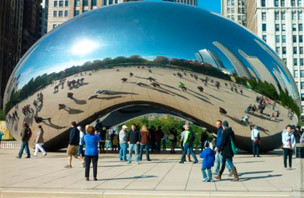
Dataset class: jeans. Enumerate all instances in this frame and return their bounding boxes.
[106,140,112,150]
[283,148,293,168]
[220,156,235,174]
[180,143,198,163]
[85,155,98,178]
[252,142,260,157]
[34,143,46,156]
[214,152,231,174]
[78,145,84,157]
[119,143,127,161]
[18,141,30,158]
[128,143,140,163]
[202,167,212,181]
[140,144,150,160]
[155,141,161,151]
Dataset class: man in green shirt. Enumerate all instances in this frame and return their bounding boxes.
[179,124,198,164]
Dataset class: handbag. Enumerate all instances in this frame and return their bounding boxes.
[231,136,237,154]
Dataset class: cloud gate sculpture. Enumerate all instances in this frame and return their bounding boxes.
[4,2,300,152]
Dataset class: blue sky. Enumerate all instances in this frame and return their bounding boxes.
[198,0,221,14]
[145,0,221,14]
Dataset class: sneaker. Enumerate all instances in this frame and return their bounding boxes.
[25,156,31,158]
[16,156,21,159]
[179,161,184,164]
[86,177,89,181]
[64,165,72,168]
[193,161,198,164]
[228,172,233,177]
[147,159,151,161]
[94,177,98,181]
[127,161,131,164]
[43,153,47,157]
[136,162,139,165]
[208,179,214,182]
[202,178,208,182]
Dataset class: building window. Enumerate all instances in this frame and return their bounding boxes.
[275,24,280,31]
[283,58,287,64]
[227,8,231,13]
[54,1,58,7]
[274,0,279,6]
[281,11,286,20]
[275,11,279,20]
[262,12,266,20]
[83,0,88,6]
[262,35,267,42]
[283,47,286,54]
[301,82,304,89]
[231,0,235,6]
[231,15,235,20]
[64,10,68,17]
[300,35,303,42]
[59,1,63,7]
[299,24,303,31]
[261,0,266,7]
[276,47,280,54]
[262,24,267,31]
[295,70,299,77]
[294,58,298,66]
[104,0,107,5]
[282,35,286,43]
[292,0,296,6]
[301,58,304,66]
[231,8,235,13]
[83,9,88,12]
[115,0,118,3]
[65,0,68,6]
[293,24,297,31]
[53,24,57,29]
[282,24,286,31]
[301,93,304,101]
[109,0,113,4]
[292,11,297,20]
[299,0,302,6]
[300,47,303,54]
[59,10,63,17]
[75,10,80,16]
[299,11,303,20]
[53,10,57,17]
[92,0,97,6]
[227,0,230,6]
[281,0,285,6]
[276,35,280,43]
[294,47,298,54]
[75,0,80,6]
[293,35,297,42]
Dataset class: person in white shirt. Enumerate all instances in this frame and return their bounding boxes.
[300,131,304,143]
[251,125,260,157]
[281,125,296,169]
[77,126,85,157]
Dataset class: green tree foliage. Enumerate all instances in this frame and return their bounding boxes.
[122,115,213,148]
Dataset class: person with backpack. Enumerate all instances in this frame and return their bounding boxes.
[200,141,215,182]
[17,122,31,158]
[215,121,239,181]
[179,124,198,164]
[251,125,260,157]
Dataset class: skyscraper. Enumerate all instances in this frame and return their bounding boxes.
[246,0,304,117]
[48,0,197,32]
[221,0,246,26]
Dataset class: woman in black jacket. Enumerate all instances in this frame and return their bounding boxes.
[215,121,239,181]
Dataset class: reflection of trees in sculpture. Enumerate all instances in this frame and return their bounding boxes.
[234,76,300,117]
[4,55,298,117]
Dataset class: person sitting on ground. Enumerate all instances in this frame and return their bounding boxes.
[200,141,215,182]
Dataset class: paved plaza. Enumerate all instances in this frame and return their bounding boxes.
[0,148,302,198]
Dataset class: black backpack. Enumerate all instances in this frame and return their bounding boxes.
[188,131,195,143]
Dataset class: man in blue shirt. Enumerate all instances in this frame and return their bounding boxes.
[214,120,232,176]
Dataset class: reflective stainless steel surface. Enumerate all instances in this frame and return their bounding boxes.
[3,2,300,151]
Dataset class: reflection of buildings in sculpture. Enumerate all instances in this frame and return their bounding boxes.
[4,74,20,106]
[195,49,230,74]
[213,41,251,78]
[238,50,280,93]
[254,39,299,100]
[273,64,297,100]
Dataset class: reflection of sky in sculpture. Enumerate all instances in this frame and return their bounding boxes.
[11,2,298,100]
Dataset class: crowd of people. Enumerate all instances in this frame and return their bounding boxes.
[15,117,304,182]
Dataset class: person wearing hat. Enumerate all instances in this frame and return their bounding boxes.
[251,125,260,157]
[215,121,239,181]
[119,125,128,161]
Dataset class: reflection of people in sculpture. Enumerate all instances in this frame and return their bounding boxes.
[219,107,227,115]
[178,82,186,92]
[151,82,160,88]
[197,86,204,92]
[34,115,51,124]
[129,72,133,77]
[245,104,252,113]
[121,78,128,83]
[241,115,249,124]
